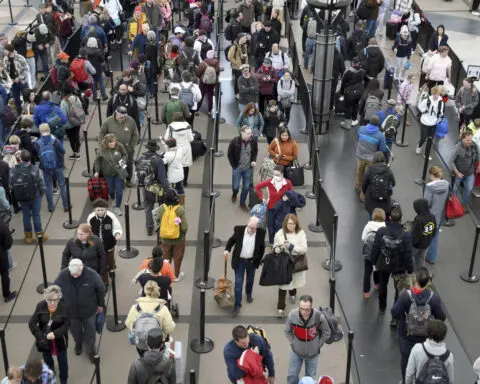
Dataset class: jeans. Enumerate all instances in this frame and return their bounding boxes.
[234,259,256,309]
[11,82,25,113]
[394,56,408,82]
[267,208,276,244]
[412,247,427,270]
[399,337,417,382]
[345,100,360,121]
[171,181,184,196]
[426,227,440,263]
[70,314,97,356]
[365,19,377,37]
[143,190,163,230]
[232,167,252,206]
[304,37,315,69]
[44,168,68,211]
[363,259,379,293]
[139,110,145,128]
[43,349,68,384]
[92,73,107,99]
[287,350,319,384]
[456,174,475,205]
[105,175,124,208]
[411,30,419,51]
[20,195,43,233]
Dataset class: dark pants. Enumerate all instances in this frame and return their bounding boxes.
[232,69,242,95]
[43,349,68,384]
[65,125,81,153]
[330,78,339,111]
[345,99,360,121]
[267,208,276,244]
[126,151,134,182]
[234,259,256,309]
[277,288,297,310]
[199,82,215,111]
[259,94,274,115]
[11,82,26,114]
[70,314,96,357]
[418,123,434,148]
[473,0,480,10]
[377,271,400,311]
[0,268,11,299]
[255,56,265,71]
[427,79,444,92]
[410,30,419,51]
[363,259,379,293]
[144,190,162,230]
[459,112,473,130]
[183,167,190,184]
[399,337,418,383]
[281,106,291,123]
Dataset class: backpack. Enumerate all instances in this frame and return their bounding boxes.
[46,110,63,132]
[70,58,88,83]
[370,173,390,201]
[318,307,344,344]
[165,100,182,123]
[247,325,270,349]
[199,13,212,33]
[202,63,217,85]
[180,50,198,76]
[179,84,195,109]
[378,233,403,273]
[362,230,377,259]
[132,304,162,351]
[224,23,234,41]
[425,98,443,119]
[159,204,181,239]
[12,165,36,202]
[267,51,285,67]
[306,18,317,38]
[406,290,434,337]
[135,153,157,187]
[381,114,400,139]
[67,97,86,126]
[351,33,366,58]
[415,344,450,384]
[200,40,213,60]
[364,95,381,121]
[38,136,58,171]
[356,0,373,20]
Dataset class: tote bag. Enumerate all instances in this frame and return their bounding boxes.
[445,193,464,219]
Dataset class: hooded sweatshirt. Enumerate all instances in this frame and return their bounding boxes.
[361,220,386,259]
[423,179,449,227]
[356,123,388,161]
[412,198,436,249]
[127,349,176,384]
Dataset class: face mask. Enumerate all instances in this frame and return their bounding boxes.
[272,175,282,183]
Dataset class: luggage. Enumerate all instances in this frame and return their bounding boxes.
[214,254,235,308]
[319,306,344,344]
[285,159,305,186]
[334,92,346,115]
[191,130,207,161]
[386,21,399,40]
[88,177,109,201]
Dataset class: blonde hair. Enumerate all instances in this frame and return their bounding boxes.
[39,123,51,134]
[431,86,441,96]
[77,223,92,235]
[8,135,20,145]
[7,366,22,380]
[372,208,386,222]
[144,280,161,298]
[429,165,443,178]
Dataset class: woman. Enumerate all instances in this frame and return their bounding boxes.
[236,103,264,137]
[273,214,308,317]
[267,127,298,172]
[98,9,117,46]
[85,37,107,101]
[424,166,449,264]
[28,285,70,384]
[455,77,479,130]
[196,50,220,115]
[60,84,83,160]
[21,88,36,118]
[159,0,172,39]
[406,5,422,54]
[104,0,124,45]
[125,280,176,356]
[359,78,384,124]
[94,134,128,216]
[270,9,282,36]
[425,46,452,91]
[428,24,448,53]
[263,100,284,144]
[256,57,278,114]
[228,34,249,98]
[163,138,185,198]
[255,165,294,244]
[61,223,107,284]
[165,113,194,187]
[416,86,444,159]
[277,70,296,124]
[362,152,396,219]
[157,189,188,281]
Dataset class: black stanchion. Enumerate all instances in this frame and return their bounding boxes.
[213,112,224,157]
[202,148,220,198]
[443,174,456,227]
[209,193,222,248]
[96,97,102,127]
[109,70,114,91]
[329,277,336,314]
[7,0,16,25]
[132,186,144,210]
[414,126,434,186]
[147,116,152,140]
[396,104,409,147]
[322,214,342,271]
[190,289,214,353]
[63,177,80,229]
[152,84,163,124]
[36,235,52,294]
[195,230,215,289]
[25,0,32,7]
[94,355,102,384]
[306,147,320,199]
[107,270,127,331]
[82,130,93,177]
[460,225,480,283]
[387,67,393,100]
[0,328,8,376]
[119,41,124,72]
[303,122,315,171]
[119,203,139,258]
[309,178,324,233]
[216,83,226,124]
[189,369,196,384]
[344,330,354,384]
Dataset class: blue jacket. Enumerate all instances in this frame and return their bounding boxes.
[356,123,388,161]
[391,288,446,341]
[81,24,108,48]
[33,101,68,129]
[19,362,56,384]
[34,134,65,169]
[272,190,306,233]
[0,84,7,105]
[223,333,275,383]
[377,107,401,144]
[130,34,147,56]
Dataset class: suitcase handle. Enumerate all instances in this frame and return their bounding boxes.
[224,254,228,278]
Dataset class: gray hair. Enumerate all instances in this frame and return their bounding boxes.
[86,37,98,48]
[88,15,98,24]
[44,285,63,301]
[147,30,156,41]
[41,91,51,101]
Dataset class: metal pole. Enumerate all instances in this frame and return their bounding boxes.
[119,41,124,72]
[147,116,152,140]
[214,112,224,157]
[25,0,32,7]
[414,126,434,187]
[195,230,215,289]
[303,121,315,170]
[202,148,220,198]
[63,177,80,229]
[119,203,139,258]
[189,370,196,384]
[132,185,144,210]
[189,289,214,353]
[460,226,480,283]
[387,67,393,100]
[82,130,93,177]
[345,330,354,384]
[36,235,52,294]
[210,193,221,248]
[329,277,336,313]
[97,97,102,127]
[152,83,162,124]
[94,356,102,384]
[306,147,320,199]
[308,178,324,233]
[7,0,16,25]
[107,270,127,331]
[396,104,409,147]
[0,329,8,376]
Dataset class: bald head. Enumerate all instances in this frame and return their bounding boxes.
[247,217,259,234]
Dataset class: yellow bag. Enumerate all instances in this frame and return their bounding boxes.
[159,204,180,240]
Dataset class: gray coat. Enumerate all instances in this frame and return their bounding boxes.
[424,179,449,226]
[449,141,478,176]
[99,115,139,153]
[455,86,479,116]
[127,350,176,384]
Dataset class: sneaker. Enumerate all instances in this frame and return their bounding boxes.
[425,259,435,265]
[147,227,153,236]
[374,284,379,290]
[363,292,371,299]
[53,188,59,195]
[114,207,123,216]
[75,153,81,159]
[8,262,17,272]
[125,180,133,188]
[116,39,123,44]
[473,190,480,198]
[423,154,432,161]
[235,94,239,100]
[276,309,285,318]
[379,307,386,314]
[4,291,17,303]
[102,96,108,101]
[67,153,77,160]
[415,146,422,155]
[174,272,185,282]
[462,204,470,214]
[289,295,296,304]
[239,204,249,213]
[231,193,238,203]
[246,295,253,303]
[232,307,240,316]
[472,10,480,15]
[74,345,82,355]
[351,120,359,126]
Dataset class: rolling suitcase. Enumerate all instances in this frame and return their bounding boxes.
[386,21,399,40]
[334,92,346,115]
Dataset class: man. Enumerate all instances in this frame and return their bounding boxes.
[137,257,171,302]
[35,23,55,76]
[254,21,280,71]
[54,259,105,363]
[266,43,289,73]
[284,295,332,384]
[161,87,191,125]
[194,30,215,60]
[355,115,388,201]
[225,10,243,43]
[177,36,201,76]
[239,0,255,34]
[34,124,69,213]
[54,51,72,85]
[365,0,383,37]
[81,15,108,51]
[10,150,48,244]
[127,328,176,384]
[227,126,258,212]
[376,99,401,162]
[136,139,167,236]
[33,91,68,139]
[359,37,385,79]
[346,21,368,61]
[99,106,140,187]
[142,0,163,41]
[411,199,436,270]
[370,206,414,316]
[238,64,259,112]
[450,131,479,211]
[224,217,266,315]
[107,83,140,129]
[0,218,16,302]
[3,44,29,113]
[21,358,56,384]
[224,325,275,384]
[391,267,446,383]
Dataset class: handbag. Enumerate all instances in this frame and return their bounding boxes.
[445,193,465,219]
[284,231,308,272]
[136,96,147,110]
[435,117,448,138]
[259,252,294,286]
[280,96,292,109]
[285,157,305,186]
[109,152,128,180]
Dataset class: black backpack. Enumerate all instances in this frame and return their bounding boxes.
[415,344,450,384]
[12,165,36,202]
[370,173,390,201]
[224,23,234,41]
[135,153,158,187]
[378,233,403,273]
[200,40,213,60]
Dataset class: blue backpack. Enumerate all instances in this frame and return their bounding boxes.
[38,136,57,171]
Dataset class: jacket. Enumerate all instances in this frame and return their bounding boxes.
[419,96,444,127]
[284,308,332,359]
[3,52,29,83]
[226,20,243,42]
[157,204,188,245]
[87,210,122,251]
[450,141,478,176]
[428,34,448,52]
[271,191,306,233]
[412,199,436,249]
[236,112,264,137]
[33,134,65,170]
[423,179,449,227]
[256,67,278,96]
[165,122,194,167]
[99,115,139,153]
[227,136,259,169]
[163,146,184,184]
[107,93,140,127]
[9,162,46,198]
[255,29,280,57]
[224,334,275,383]
[54,266,106,320]
[356,123,388,161]
[277,77,296,102]
[196,58,220,83]
[360,44,385,77]
[81,24,108,48]
[255,178,293,210]
[0,222,11,275]
[85,46,105,74]
[405,339,454,384]
[340,67,366,95]
[346,30,368,60]
[239,3,255,28]
[362,163,396,214]
[266,50,289,70]
[455,86,479,116]
[137,150,168,188]
[392,36,412,59]
[225,226,266,269]
[161,98,191,125]
[142,2,162,28]
[366,0,382,19]
[267,139,298,166]
[237,348,268,384]
[127,350,176,384]
[333,47,346,79]
[61,235,107,276]
[361,220,386,258]
[228,43,249,70]
[19,363,56,384]
[33,100,68,129]
[370,222,414,274]
[262,109,284,138]
[94,143,127,177]
[29,300,70,352]
[238,75,259,105]
[391,287,446,341]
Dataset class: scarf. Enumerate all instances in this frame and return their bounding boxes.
[134,6,143,34]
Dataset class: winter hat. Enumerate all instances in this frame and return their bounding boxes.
[39,23,49,35]
[318,376,334,384]
[68,259,84,276]
[130,59,140,70]
[57,51,70,60]
[263,57,272,66]
[298,377,316,384]
[147,328,164,350]
[138,53,146,63]
[92,198,109,208]
[27,31,36,43]
[206,50,215,60]
[146,139,160,151]
[400,25,409,36]
[387,99,396,107]
[474,356,480,383]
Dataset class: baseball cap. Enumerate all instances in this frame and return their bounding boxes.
[174,26,185,34]
[116,106,128,115]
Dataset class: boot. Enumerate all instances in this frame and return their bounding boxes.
[36,232,49,243]
[340,119,351,130]
[179,195,185,206]
[24,232,33,244]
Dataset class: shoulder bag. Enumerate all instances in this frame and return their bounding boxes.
[284,231,308,272]
[108,151,128,180]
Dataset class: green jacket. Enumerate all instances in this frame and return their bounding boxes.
[99,115,139,153]
[157,204,188,245]
[94,143,127,177]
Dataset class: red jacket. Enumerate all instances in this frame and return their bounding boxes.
[255,178,293,210]
[236,349,268,384]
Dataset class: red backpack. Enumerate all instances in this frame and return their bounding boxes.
[199,13,212,33]
[70,58,88,83]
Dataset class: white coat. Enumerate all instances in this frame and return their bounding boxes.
[163,146,184,184]
[165,122,194,167]
[274,229,308,290]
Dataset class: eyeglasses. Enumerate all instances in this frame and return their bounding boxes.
[46,298,59,304]
[299,307,311,312]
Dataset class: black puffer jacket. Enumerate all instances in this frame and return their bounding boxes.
[263,109,284,139]
[360,44,385,78]
[61,235,107,277]
[85,46,105,75]
[362,163,396,215]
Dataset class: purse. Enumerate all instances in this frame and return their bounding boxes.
[285,157,305,186]
[280,97,292,109]
[109,152,128,180]
[445,193,464,219]
[284,231,308,272]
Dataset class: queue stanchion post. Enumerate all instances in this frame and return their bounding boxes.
[94,355,102,384]
[7,0,16,25]
[63,177,80,229]
[147,115,152,140]
[210,193,222,248]
[202,148,220,198]
[190,289,214,353]
[25,0,32,7]
[132,185,144,210]
[189,370,196,384]
[109,70,114,91]
[36,235,52,294]
[387,66,393,100]
[344,330,354,384]
[119,203,139,258]
[96,97,102,127]
[396,104,409,147]
[119,41,124,72]
[306,147,320,199]
[460,225,480,283]
[107,270,127,331]
[308,178,324,233]
[217,83,226,124]
[82,130,93,178]
[152,83,163,124]
[443,174,456,227]
[414,125,434,186]
[195,230,215,289]
[0,328,8,376]
[303,122,315,170]
[214,112,223,157]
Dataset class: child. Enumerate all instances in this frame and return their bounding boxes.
[135,246,175,284]
[392,25,412,83]
[411,198,436,270]
[397,74,417,122]
[361,208,386,298]
[0,366,22,384]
